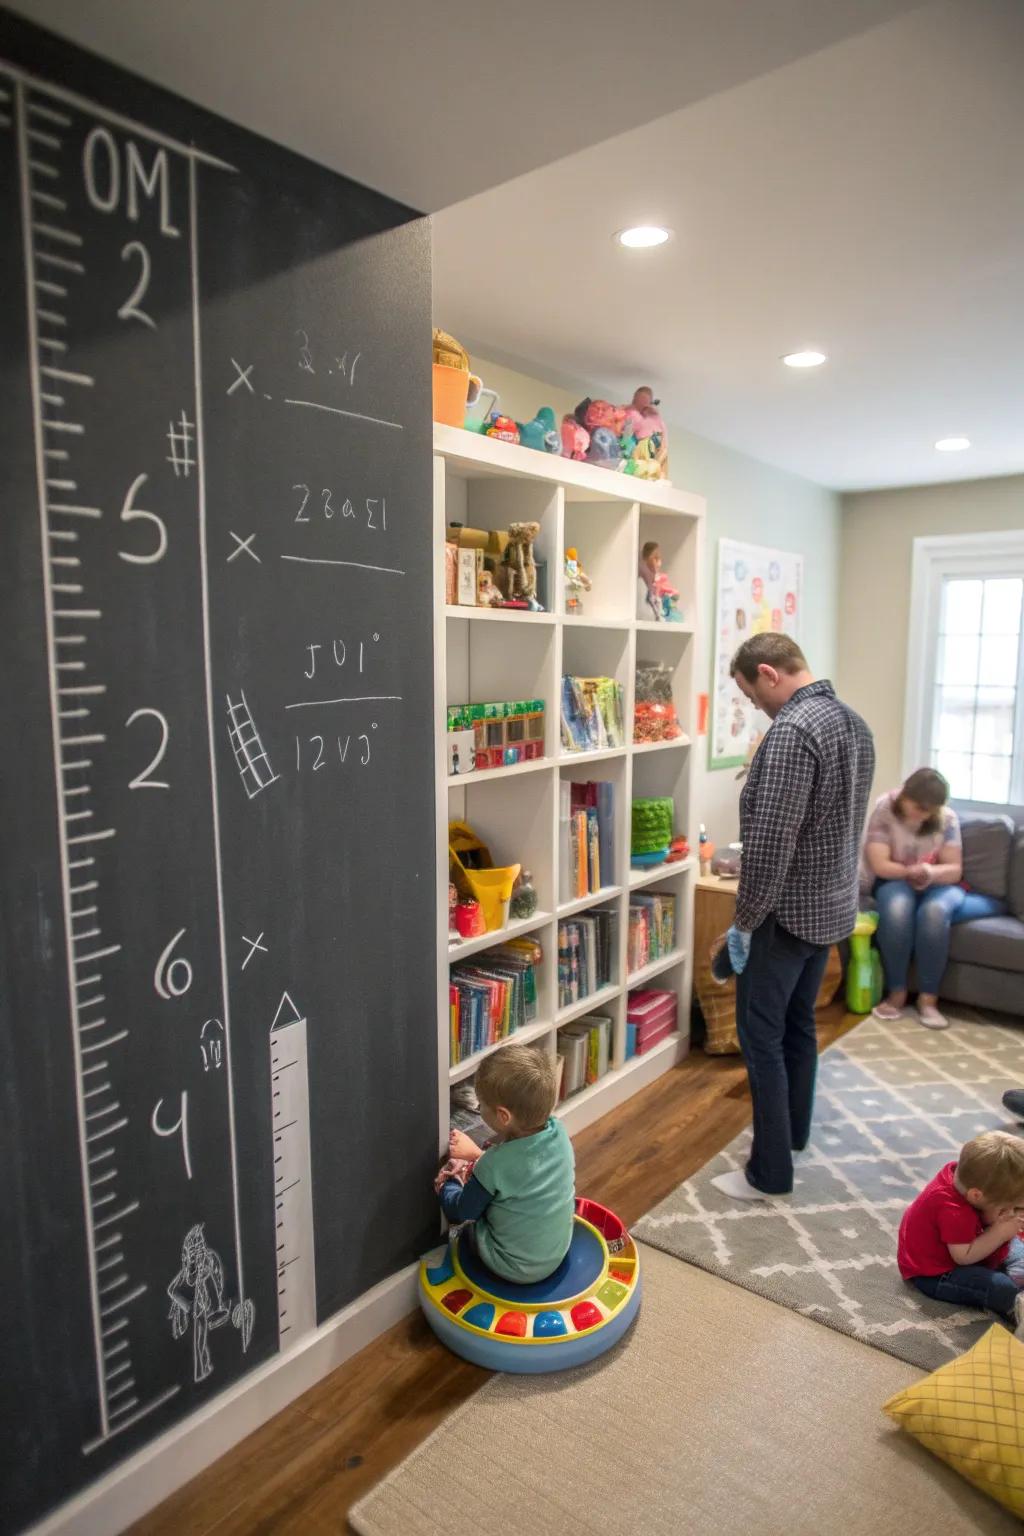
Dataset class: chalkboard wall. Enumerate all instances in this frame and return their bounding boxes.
[0,11,437,1531]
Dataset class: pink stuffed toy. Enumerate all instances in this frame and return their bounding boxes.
[574,397,628,437]
[561,415,590,460]
[620,386,666,442]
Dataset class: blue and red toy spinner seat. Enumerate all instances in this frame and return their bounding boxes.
[419,1197,641,1373]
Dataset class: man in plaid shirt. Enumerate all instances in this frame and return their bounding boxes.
[712,634,874,1202]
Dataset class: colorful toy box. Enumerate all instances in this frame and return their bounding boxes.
[447,700,545,772]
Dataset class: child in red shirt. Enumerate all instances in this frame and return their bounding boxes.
[898,1130,1024,1330]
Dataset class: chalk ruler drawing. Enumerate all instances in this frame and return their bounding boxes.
[12,65,245,1454]
[226,689,279,798]
[270,991,317,1346]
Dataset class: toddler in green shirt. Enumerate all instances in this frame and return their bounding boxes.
[437,1044,575,1283]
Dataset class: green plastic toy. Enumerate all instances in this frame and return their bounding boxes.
[846,911,883,1014]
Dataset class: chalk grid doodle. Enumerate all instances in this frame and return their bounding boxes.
[226,690,279,798]
[269,992,318,1346]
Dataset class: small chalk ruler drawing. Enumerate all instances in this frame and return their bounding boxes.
[226,689,279,798]
[269,992,318,1345]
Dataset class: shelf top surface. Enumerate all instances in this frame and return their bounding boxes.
[434,423,705,520]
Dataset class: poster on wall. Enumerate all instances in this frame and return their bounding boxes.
[711,538,803,769]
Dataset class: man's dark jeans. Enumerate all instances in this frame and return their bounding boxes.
[736,915,830,1195]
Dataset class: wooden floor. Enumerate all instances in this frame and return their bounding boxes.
[130,1007,858,1536]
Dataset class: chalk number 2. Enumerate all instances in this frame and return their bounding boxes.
[126,708,170,790]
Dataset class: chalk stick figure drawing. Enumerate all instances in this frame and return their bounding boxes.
[167,1225,255,1381]
[167,1224,229,1382]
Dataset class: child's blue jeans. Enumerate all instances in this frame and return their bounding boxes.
[873,881,1005,995]
[911,1239,1024,1322]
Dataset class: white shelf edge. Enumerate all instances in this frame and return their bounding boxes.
[631,736,691,754]
[449,1017,554,1084]
[634,620,695,635]
[447,756,553,788]
[445,604,556,626]
[448,910,553,962]
[561,616,631,630]
[558,746,628,767]
[433,422,706,520]
[555,1031,688,1136]
[555,982,621,1028]
[557,884,622,917]
[626,947,687,989]
[629,857,696,891]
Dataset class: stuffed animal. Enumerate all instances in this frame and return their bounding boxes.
[620,387,669,477]
[518,406,560,453]
[561,416,590,460]
[586,426,623,468]
[477,570,503,607]
[500,522,543,611]
[485,414,520,444]
[574,397,628,437]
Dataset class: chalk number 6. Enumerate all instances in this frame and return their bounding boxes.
[118,473,167,565]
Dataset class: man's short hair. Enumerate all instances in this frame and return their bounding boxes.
[730,633,808,683]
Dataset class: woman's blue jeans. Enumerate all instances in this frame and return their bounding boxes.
[873,881,1005,996]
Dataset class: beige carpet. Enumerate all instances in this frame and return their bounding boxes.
[349,1246,1016,1536]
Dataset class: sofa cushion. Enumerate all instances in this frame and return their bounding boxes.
[948,915,1024,974]
[1010,832,1024,922]
[959,811,1014,899]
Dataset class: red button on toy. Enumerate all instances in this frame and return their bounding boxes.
[495,1311,527,1337]
[570,1301,602,1332]
[441,1288,473,1315]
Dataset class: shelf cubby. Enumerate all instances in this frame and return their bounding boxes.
[435,427,705,1140]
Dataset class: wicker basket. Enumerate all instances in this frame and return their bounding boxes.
[696,934,843,1056]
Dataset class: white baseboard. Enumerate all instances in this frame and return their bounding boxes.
[25,1262,420,1536]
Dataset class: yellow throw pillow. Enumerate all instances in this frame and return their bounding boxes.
[883,1324,1024,1518]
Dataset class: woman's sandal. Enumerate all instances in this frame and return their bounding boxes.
[916,1003,950,1030]
[872,1001,905,1022]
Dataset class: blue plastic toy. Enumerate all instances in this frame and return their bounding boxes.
[419,1197,641,1373]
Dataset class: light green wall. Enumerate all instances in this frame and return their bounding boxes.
[838,475,1024,800]
[472,356,842,842]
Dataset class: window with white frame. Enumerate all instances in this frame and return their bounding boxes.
[904,532,1024,808]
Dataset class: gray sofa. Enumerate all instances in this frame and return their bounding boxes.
[938,811,1024,1015]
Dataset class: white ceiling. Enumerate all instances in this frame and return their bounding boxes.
[434,0,1024,491]
[8,0,1022,491]
[8,0,919,211]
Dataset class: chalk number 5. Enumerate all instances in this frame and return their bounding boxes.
[118,473,167,565]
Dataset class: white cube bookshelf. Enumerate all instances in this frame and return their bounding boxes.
[433,425,705,1141]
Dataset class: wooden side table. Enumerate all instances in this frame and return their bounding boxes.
[693,873,842,1054]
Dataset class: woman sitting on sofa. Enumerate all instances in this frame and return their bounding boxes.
[862,767,1003,1030]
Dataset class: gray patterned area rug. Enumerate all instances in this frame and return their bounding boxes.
[636,1011,1024,1372]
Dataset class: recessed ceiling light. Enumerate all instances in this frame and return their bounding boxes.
[935,436,970,452]
[782,350,827,368]
[616,225,671,249]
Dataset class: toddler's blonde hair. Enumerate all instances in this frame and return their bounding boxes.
[958,1130,1024,1204]
[475,1044,556,1129]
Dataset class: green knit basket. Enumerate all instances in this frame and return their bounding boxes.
[631,797,673,856]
